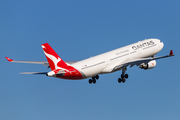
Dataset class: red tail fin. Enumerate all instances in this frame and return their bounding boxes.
[41,43,68,71]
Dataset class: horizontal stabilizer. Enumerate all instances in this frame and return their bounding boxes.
[20,72,47,75]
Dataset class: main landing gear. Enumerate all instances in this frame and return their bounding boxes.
[118,74,128,83]
[89,75,99,84]
[118,67,128,83]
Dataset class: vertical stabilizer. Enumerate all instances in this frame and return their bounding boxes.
[41,43,68,71]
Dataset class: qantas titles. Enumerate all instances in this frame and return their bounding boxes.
[132,41,155,50]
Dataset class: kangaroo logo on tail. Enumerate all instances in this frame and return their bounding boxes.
[41,43,68,71]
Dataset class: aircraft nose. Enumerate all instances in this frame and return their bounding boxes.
[159,41,164,50]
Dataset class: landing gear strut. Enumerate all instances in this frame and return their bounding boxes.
[89,75,99,84]
[118,67,128,83]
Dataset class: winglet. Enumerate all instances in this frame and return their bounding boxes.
[169,50,174,56]
[5,57,14,62]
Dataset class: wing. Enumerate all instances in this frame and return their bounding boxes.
[5,57,49,66]
[112,50,174,71]
[5,57,77,66]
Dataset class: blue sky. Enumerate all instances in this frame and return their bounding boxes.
[1,0,180,120]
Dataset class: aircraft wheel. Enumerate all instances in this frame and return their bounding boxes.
[89,79,93,84]
[93,79,96,84]
[121,74,124,78]
[122,78,126,83]
[124,74,128,79]
[118,78,122,83]
[95,75,99,80]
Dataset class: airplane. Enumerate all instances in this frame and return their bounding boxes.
[5,38,174,84]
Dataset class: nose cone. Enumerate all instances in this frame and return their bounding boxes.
[159,41,164,51]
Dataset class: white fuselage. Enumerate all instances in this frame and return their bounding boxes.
[71,39,164,78]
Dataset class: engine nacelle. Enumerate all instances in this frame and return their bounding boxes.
[46,71,56,77]
[139,60,156,70]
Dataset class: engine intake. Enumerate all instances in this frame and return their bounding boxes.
[139,60,156,70]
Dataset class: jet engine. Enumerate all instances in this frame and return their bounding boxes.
[139,60,156,70]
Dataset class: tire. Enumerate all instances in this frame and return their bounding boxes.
[89,79,92,84]
[118,78,122,83]
[121,74,124,78]
[124,74,128,79]
[95,75,99,80]
[93,79,96,84]
[122,78,126,83]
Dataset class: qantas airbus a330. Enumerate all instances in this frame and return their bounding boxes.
[6,38,174,84]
